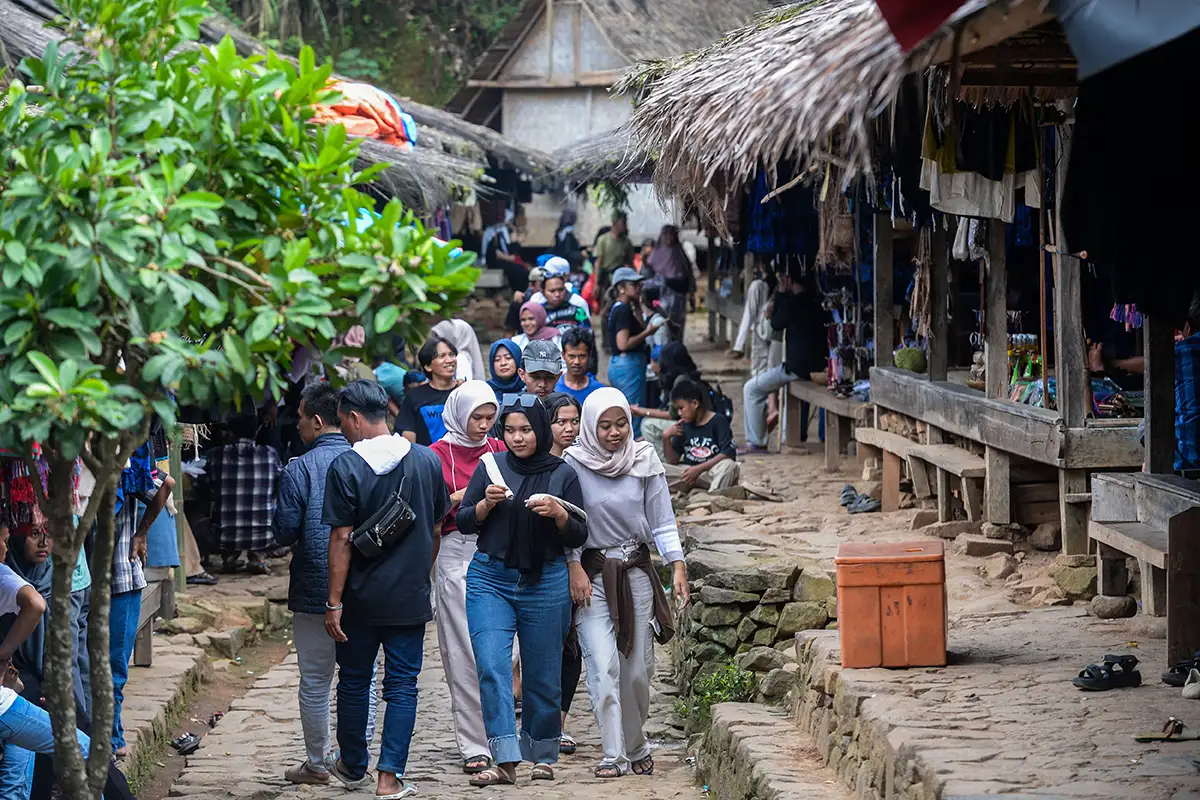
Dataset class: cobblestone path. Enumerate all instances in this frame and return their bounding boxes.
[169,632,702,800]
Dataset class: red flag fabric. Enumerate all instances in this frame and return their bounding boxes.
[874,0,965,51]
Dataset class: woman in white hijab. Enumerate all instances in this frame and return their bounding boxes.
[433,319,487,382]
[429,381,505,774]
[562,388,690,778]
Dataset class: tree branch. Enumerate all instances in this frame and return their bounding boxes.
[190,262,270,303]
[211,256,272,287]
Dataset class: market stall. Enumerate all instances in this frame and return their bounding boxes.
[616,0,1147,546]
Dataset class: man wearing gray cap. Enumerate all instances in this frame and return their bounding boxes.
[518,340,564,399]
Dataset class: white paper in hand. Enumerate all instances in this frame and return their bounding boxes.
[480,452,515,500]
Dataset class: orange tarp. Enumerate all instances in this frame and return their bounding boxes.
[312,81,414,150]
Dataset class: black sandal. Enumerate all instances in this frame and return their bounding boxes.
[462,754,492,774]
[631,755,654,775]
[1073,654,1142,691]
[1162,650,1200,687]
[594,764,621,779]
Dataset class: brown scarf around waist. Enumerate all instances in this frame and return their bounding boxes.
[580,543,676,658]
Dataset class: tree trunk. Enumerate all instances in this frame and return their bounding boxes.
[82,486,118,797]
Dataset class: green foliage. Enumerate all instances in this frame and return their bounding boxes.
[588,182,633,216]
[0,0,479,459]
[674,661,756,731]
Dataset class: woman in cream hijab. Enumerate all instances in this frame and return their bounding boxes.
[563,388,690,778]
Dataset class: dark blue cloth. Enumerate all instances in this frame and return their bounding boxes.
[335,619,424,779]
[1176,333,1200,471]
[273,432,351,615]
[487,339,525,400]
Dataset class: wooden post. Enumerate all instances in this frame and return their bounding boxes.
[707,236,717,342]
[985,446,1011,525]
[169,436,187,595]
[1145,314,1175,475]
[545,0,555,78]
[1096,542,1128,597]
[825,414,845,472]
[1168,508,1200,665]
[985,221,1008,399]
[874,213,894,368]
[1052,124,1089,555]
[928,226,949,382]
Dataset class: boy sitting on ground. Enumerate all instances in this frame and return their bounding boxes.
[661,378,741,491]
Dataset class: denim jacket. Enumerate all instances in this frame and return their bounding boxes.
[273,432,351,614]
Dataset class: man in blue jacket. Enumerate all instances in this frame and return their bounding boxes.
[273,381,376,785]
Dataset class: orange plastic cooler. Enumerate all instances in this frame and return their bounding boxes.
[834,540,946,669]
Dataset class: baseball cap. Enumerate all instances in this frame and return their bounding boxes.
[612,266,644,285]
[527,267,546,283]
[543,256,570,276]
[522,340,563,375]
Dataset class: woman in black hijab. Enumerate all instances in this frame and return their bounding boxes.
[457,394,587,787]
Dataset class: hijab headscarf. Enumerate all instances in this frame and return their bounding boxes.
[498,396,565,572]
[2,525,53,684]
[645,225,691,287]
[441,380,500,448]
[488,339,525,398]
[519,302,559,342]
[567,387,664,479]
[432,319,486,381]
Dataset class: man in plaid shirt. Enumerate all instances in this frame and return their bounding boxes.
[200,415,283,575]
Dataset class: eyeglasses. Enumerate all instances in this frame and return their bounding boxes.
[501,393,540,409]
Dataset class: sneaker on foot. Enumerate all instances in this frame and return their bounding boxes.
[284,762,330,785]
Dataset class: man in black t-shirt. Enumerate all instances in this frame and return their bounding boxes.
[322,381,448,798]
[661,378,740,492]
[395,337,460,444]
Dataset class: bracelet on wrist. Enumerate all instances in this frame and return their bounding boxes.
[325,602,343,611]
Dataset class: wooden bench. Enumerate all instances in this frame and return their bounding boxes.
[134,567,174,667]
[1089,509,1200,665]
[854,427,986,519]
[784,381,866,472]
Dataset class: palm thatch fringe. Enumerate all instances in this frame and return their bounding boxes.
[615,0,1039,207]
[552,127,653,187]
[355,138,484,212]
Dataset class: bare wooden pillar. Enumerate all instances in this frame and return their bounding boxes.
[1168,508,1200,665]
[1145,313,1175,475]
[874,213,895,368]
[928,226,949,382]
[985,222,1008,399]
[985,446,1011,525]
[825,413,845,472]
[1052,125,1089,555]
[706,236,717,342]
[170,436,187,594]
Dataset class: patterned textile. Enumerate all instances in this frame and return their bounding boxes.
[203,439,283,553]
[1176,333,1200,471]
[112,500,147,595]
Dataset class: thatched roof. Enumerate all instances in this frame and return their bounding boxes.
[0,0,556,209]
[552,127,652,186]
[616,0,1064,202]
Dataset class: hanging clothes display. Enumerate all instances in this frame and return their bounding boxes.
[744,172,820,256]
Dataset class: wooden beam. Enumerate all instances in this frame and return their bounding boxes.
[962,41,1076,65]
[928,225,949,381]
[546,0,554,79]
[874,213,895,368]
[468,72,624,89]
[1052,144,1086,427]
[928,3,1056,65]
[707,235,717,342]
[985,220,1007,400]
[959,67,1078,87]
[169,436,186,595]
[1060,469,1088,555]
[1145,313,1174,475]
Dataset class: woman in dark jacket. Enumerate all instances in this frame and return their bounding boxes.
[457,394,587,787]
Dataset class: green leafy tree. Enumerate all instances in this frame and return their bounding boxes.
[0,0,477,795]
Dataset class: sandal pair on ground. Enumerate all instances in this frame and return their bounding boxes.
[840,484,880,514]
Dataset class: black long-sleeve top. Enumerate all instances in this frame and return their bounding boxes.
[456,453,588,567]
[772,289,829,378]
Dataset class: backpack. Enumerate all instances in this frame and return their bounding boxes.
[701,379,734,422]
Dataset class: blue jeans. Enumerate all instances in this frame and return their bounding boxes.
[466,553,570,765]
[109,588,141,751]
[71,588,91,719]
[0,695,90,800]
[608,352,648,437]
[334,620,424,780]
